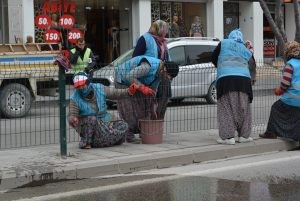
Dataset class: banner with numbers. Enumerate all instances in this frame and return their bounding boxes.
[263,39,276,57]
[34,1,83,46]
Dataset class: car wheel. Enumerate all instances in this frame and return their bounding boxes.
[0,83,32,118]
[170,98,184,103]
[206,82,217,104]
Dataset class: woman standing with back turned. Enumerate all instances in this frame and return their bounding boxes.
[211,29,255,145]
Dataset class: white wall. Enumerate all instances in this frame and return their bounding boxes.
[131,0,151,47]
[239,2,253,42]
[239,2,263,62]
[252,2,263,62]
[285,3,295,41]
[207,0,223,40]
[8,0,34,43]
[8,0,23,43]
[22,0,34,43]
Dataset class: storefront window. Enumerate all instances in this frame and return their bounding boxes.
[151,1,206,38]
[34,0,121,63]
[263,2,278,58]
[223,2,239,39]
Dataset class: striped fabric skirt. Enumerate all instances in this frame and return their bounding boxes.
[265,100,300,141]
[117,92,156,139]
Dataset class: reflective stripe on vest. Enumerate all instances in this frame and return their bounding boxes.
[217,39,252,80]
[116,56,161,86]
[70,48,91,72]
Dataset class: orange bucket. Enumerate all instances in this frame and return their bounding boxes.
[139,119,164,144]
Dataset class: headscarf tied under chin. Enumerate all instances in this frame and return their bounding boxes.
[228,29,244,44]
[284,41,300,60]
[148,20,168,61]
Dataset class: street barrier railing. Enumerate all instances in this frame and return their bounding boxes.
[0,61,282,150]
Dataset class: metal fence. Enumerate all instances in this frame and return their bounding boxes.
[0,62,282,149]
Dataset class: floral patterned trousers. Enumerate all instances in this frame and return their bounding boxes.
[78,116,128,148]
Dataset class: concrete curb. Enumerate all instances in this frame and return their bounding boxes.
[0,139,298,191]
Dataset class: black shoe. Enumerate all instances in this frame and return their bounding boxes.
[126,137,141,144]
[259,132,277,139]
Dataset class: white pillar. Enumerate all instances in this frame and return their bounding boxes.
[252,3,263,62]
[131,0,151,47]
[8,0,23,43]
[22,0,35,43]
[207,0,224,40]
[239,2,263,62]
[285,3,295,41]
[8,0,34,43]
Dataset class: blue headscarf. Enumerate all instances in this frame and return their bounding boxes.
[228,29,244,43]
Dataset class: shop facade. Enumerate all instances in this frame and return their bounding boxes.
[0,0,297,63]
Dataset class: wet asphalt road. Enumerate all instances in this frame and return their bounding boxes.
[2,150,300,201]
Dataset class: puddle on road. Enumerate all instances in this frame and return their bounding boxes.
[2,175,300,201]
[92,176,300,201]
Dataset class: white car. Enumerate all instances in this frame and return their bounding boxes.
[93,37,219,105]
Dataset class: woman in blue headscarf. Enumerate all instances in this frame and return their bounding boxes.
[118,20,171,143]
[211,29,256,145]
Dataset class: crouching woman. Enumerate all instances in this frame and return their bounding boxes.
[68,72,137,149]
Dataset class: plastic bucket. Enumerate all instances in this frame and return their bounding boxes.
[139,119,164,144]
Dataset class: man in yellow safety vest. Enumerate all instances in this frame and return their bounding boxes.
[69,38,96,73]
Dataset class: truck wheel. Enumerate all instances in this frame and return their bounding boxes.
[0,83,32,118]
[205,82,217,104]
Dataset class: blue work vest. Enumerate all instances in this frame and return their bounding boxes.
[217,39,252,80]
[281,58,300,107]
[70,83,110,122]
[116,56,161,87]
[143,33,159,58]
[143,32,170,61]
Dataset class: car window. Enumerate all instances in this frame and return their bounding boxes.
[169,46,185,66]
[186,45,215,65]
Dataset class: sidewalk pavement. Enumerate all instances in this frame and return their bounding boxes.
[0,130,298,191]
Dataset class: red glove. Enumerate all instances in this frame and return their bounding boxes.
[69,117,79,128]
[127,83,139,95]
[139,84,155,96]
[274,87,284,96]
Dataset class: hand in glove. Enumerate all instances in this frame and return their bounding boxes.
[274,87,284,96]
[69,117,79,128]
[139,84,155,96]
[127,83,139,95]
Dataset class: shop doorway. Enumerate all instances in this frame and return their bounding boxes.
[85,8,119,65]
[223,2,239,38]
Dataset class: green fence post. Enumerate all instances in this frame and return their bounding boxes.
[59,66,67,158]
